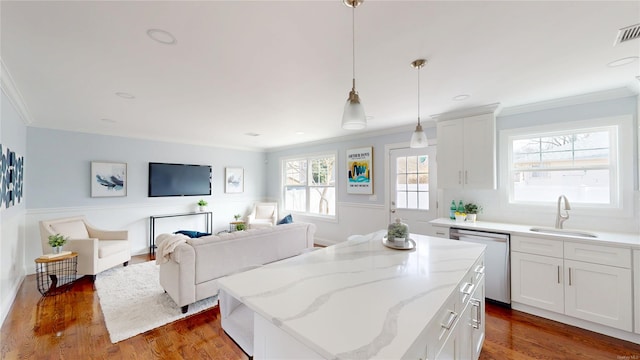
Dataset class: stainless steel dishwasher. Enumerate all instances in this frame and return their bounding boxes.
[449,227,511,305]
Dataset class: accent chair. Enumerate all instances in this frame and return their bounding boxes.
[39,216,130,280]
[246,202,278,229]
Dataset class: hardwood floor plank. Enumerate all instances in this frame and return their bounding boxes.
[2,254,639,359]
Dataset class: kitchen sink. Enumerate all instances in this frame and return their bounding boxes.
[529,227,598,238]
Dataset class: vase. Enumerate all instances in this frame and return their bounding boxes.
[198,206,207,212]
[52,246,62,254]
[467,214,477,222]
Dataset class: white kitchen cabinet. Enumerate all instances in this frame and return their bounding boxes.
[436,112,496,189]
[635,250,640,334]
[511,235,633,332]
[564,259,632,331]
[470,280,485,360]
[511,251,564,313]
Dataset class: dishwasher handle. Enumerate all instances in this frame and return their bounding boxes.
[449,231,508,242]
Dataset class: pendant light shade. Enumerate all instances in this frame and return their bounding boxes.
[410,59,428,148]
[341,0,366,130]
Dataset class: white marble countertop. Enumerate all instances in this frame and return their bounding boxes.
[216,230,486,360]
[430,218,640,248]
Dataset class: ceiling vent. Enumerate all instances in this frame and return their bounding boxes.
[615,23,640,45]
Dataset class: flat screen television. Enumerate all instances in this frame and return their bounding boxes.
[148,162,212,197]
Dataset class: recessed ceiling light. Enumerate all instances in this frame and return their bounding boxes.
[100,118,117,123]
[245,132,261,137]
[147,29,177,45]
[115,92,135,99]
[607,56,639,67]
[453,94,470,101]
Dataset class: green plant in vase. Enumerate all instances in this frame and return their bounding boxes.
[197,199,208,212]
[234,214,242,221]
[48,234,67,254]
[236,223,247,231]
[464,203,483,222]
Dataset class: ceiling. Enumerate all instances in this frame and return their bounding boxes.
[2,1,639,151]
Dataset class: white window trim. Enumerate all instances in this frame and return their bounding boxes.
[280,151,338,220]
[499,114,634,218]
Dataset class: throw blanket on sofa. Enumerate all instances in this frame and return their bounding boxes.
[155,233,188,265]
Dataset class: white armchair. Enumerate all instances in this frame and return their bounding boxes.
[246,202,278,229]
[39,216,130,280]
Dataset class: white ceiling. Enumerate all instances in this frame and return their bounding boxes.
[2,1,639,151]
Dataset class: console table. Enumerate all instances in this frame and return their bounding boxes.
[149,212,212,255]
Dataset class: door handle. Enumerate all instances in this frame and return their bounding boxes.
[390,209,396,213]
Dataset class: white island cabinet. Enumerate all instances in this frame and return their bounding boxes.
[217,232,486,360]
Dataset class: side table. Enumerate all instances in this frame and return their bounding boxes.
[34,252,78,296]
[229,221,246,232]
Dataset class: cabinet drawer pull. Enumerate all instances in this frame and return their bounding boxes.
[465,170,468,184]
[441,310,458,330]
[475,265,485,274]
[461,282,475,297]
[557,265,560,284]
[471,298,481,329]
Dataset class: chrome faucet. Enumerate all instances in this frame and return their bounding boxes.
[555,195,571,229]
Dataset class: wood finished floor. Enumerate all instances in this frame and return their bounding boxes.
[2,255,639,360]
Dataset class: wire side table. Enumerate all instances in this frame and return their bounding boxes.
[34,252,78,296]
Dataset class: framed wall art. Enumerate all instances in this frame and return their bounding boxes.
[346,147,373,194]
[225,167,244,193]
[91,161,127,197]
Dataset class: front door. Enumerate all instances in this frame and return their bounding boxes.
[388,146,437,236]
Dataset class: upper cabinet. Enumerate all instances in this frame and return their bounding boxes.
[436,107,497,189]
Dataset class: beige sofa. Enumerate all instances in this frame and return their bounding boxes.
[158,222,316,313]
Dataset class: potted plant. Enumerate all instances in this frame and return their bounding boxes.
[48,234,67,254]
[197,199,208,212]
[233,214,242,221]
[236,223,247,231]
[464,202,483,222]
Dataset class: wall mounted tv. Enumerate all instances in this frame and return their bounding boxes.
[148,162,212,197]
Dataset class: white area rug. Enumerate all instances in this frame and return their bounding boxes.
[95,261,217,343]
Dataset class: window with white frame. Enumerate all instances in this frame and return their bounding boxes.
[505,119,623,207]
[283,153,336,217]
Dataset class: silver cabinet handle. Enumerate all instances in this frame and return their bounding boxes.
[465,170,468,184]
[458,170,462,184]
[475,265,485,274]
[557,266,560,284]
[441,310,458,330]
[471,298,481,329]
[461,282,475,295]
[569,267,572,286]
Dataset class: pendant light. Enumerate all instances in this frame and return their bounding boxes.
[409,59,428,148]
[341,0,366,130]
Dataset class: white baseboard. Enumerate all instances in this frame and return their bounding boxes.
[1,275,25,327]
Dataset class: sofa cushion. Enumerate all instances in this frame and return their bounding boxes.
[51,221,90,239]
[277,214,293,225]
[98,240,129,258]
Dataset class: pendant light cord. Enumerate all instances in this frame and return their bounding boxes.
[352,5,356,90]
[417,64,421,126]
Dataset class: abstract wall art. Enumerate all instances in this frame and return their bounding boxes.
[346,146,373,195]
[91,161,127,197]
[225,167,244,193]
[0,144,24,209]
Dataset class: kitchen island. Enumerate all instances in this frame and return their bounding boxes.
[217,231,486,360]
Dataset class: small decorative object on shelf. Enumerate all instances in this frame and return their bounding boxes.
[233,214,242,221]
[464,202,483,222]
[454,211,467,222]
[48,234,67,254]
[197,199,208,212]
[387,218,409,243]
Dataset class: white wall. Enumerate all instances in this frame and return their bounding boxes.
[0,90,27,325]
[24,128,267,273]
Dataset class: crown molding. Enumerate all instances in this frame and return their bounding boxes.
[498,87,638,117]
[430,103,501,122]
[0,58,34,125]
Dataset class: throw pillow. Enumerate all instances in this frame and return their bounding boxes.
[277,214,293,225]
